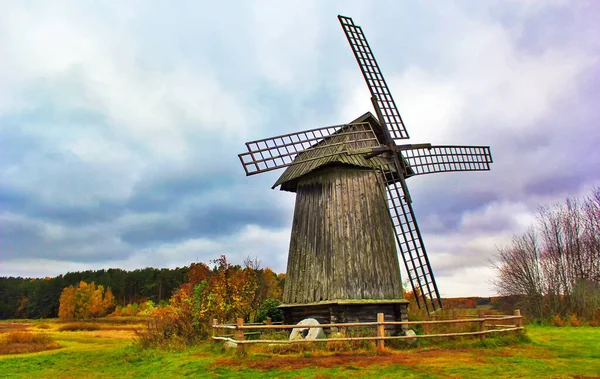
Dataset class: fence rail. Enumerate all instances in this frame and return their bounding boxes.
[212,309,523,353]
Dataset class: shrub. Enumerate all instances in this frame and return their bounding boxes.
[255,298,283,323]
[0,332,61,355]
[551,314,565,327]
[568,314,580,327]
[135,299,205,349]
[3,332,52,344]
[58,322,102,331]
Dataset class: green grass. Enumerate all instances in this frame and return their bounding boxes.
[0,322,598,378]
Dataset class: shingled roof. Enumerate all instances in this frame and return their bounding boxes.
[273,112,395,192]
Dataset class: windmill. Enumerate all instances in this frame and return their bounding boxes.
[239,15,493,326]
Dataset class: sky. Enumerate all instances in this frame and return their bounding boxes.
[1,0,598,297]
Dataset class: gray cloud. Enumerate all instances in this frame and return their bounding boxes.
[1,1,598,298]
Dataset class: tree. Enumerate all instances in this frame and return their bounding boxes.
[58,286,77,320]
[493,188,600,321]
[58,281,114,320]
[103,288,115,314]
[89,284,106,318]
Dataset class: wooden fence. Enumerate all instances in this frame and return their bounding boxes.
[212,309,523,353]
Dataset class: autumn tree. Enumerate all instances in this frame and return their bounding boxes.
[58,286,77,320]
[58,281,115,320]
[103,288,115,314]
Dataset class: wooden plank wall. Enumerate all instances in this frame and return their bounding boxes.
[283,165,404,304]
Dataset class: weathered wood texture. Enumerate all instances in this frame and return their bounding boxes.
[282,164,403,304]
[273,114,394,192]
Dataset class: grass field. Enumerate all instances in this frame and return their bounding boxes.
[0,319,598,378]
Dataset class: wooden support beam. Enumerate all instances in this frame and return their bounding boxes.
[478,310,486,341]
[376,313,385,351]
[212,319,218,338]
[236,318,245,354]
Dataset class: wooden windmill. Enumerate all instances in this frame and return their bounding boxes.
[239,15,493,326]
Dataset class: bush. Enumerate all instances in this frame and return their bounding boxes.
[58,322,102,331]
[135,298,206,350]
[551,314,565,327]
[0,332,61,355]
[568,314,580,327]
[3,332,52,344]
[255,298,283,323]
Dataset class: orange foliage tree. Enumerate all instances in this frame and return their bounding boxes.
[58,286,77,320]
[58,281,114,320]
[139,256,267,346]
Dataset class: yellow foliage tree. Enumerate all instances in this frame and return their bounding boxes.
[89,284,106,318]
[262,268,282,299]
[58,286,77,320]
[58,281,114,320]
[103,288,115,314]
[75,281,94,319]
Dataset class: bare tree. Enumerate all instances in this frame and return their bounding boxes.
[493,187,600,321]
[493,229,545,318]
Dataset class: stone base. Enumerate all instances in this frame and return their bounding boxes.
[279,299,409,335]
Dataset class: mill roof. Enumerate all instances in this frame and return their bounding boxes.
[273,112,398,192]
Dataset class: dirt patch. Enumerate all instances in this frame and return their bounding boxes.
[211,349,487,371]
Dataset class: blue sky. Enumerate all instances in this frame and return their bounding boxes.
[1,0,598,297]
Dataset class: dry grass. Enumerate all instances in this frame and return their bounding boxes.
[58,322,102,332]
[35,323,52,329]
[0,323,29,334]
[89,316,150,325]
[89,330,138,339]
[0,331,61,355]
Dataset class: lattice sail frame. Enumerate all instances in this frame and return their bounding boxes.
[372,155,442,313]
[239,122,379,175]
[338,15,409,140]
[400,145,493,176]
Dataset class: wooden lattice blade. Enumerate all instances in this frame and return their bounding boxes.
[400,145,493,176]
[239,122,379,176]
[376,159,443,314]
[338,15,409,141]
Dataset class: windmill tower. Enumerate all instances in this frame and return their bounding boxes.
[239,16,493,326]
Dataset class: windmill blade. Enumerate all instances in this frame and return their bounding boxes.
[375,158,443,313]
[239,122,379,176]
[338,15,409,140]
[400,145,493,176]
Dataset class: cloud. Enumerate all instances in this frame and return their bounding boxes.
[1,1,598,299]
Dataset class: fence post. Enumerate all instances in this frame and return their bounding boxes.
[212,319,218,338]
[376,313,385,351]
[514,309,521,328]
[236,318,245,354]
[478,310,486,341]
[266,317,272,325]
